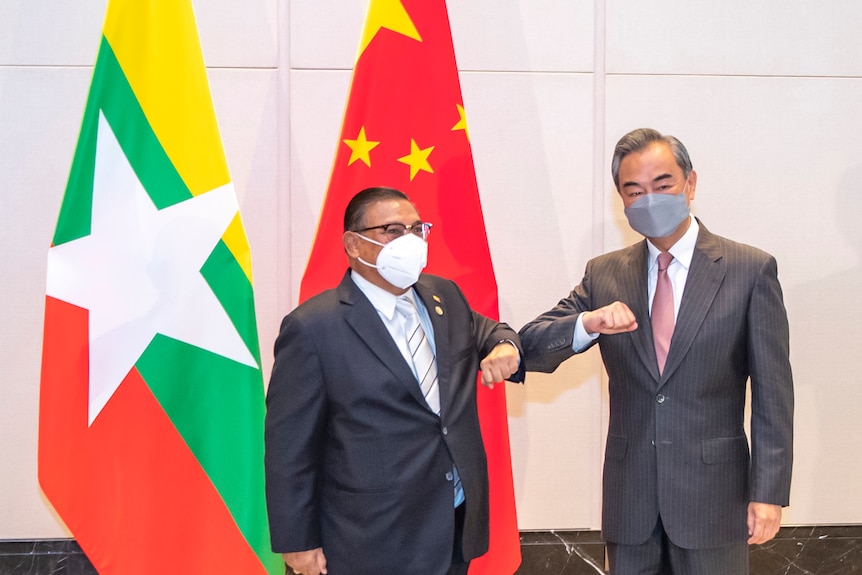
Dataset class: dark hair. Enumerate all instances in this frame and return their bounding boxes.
[611,128,693,190]
[343,187,411,232]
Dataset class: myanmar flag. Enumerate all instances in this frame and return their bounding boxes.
[300,0,521,572]
[37,1,283,574]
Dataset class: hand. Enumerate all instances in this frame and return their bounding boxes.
[581,301,637,335]
[747,502,782,545]
[283,548,327,575]
[480,341,520,388]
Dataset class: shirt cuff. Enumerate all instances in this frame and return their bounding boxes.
[573,313,600,352]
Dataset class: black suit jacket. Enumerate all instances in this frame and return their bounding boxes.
[265,271,525,575]
[519,221,793,548]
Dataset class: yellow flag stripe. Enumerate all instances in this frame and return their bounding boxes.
[223,213,254,283]
[103,0,230,197]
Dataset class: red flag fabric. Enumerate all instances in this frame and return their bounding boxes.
[298,0,521,572]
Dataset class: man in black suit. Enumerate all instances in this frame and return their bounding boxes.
[519,129,794,574]
[265,186,525,575]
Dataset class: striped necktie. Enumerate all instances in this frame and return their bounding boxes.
[396,294,440,414]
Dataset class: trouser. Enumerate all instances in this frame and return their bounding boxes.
[606,516,749,575]
[446,503,469,575]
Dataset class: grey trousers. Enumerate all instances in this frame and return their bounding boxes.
[606,517,749,575]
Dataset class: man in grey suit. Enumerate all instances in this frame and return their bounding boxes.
[519,128,793,574]
[265,187,525,575]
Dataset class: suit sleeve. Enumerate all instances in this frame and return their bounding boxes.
[442,279,527,383]
[747,255,794,506]
[518,261,598,373]
[470,310,527,383]
[264,312,328,552]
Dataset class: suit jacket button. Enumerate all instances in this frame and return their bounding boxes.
[656,394,666,404]
[445,472,454,481]
[442,426,449,436]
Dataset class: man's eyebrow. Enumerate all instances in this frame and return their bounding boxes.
[622,173,673,187]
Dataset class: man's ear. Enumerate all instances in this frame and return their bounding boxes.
[686,170,698,202]
[343,231,360,258]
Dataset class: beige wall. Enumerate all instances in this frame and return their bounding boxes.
[1,0,860,538]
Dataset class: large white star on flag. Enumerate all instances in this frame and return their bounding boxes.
[47,111,257,425]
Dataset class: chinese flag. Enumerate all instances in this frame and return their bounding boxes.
[299,0,520,573]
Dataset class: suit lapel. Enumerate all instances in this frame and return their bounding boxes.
[414,278,451,414]
[339,274,428,407]
[622,242,662,382]
[660,223,725,383]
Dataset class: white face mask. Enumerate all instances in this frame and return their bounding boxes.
[355,232,428,289]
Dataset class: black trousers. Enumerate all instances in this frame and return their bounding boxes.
[446,503,469,575]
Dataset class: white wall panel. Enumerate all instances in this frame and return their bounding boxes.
[0,0,104,66]
[0,67,94,538]
[0,0,276,68]
[291,0,594,72]
[196,0,279,68]
[287,69,353,307]
[461,72,596,327]
[508,366,605,530]
[448,0,593,72]
[606,0,862,76]
[462,71,601,528]
[289,0,368,70]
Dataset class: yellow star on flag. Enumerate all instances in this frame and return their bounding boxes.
[343,126,380,167]
[358,0,422,60]
[452,103,470,142]
[397,139,434,181]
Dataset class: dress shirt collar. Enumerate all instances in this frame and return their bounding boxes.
[350,269,412,321]
[647,215,699,271]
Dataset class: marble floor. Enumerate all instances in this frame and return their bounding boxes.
[1,526,860,574]
[515,526,862,574]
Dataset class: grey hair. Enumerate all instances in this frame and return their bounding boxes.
[611,128,693,190]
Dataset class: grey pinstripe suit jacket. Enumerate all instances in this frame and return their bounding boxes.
[519,221,794,549]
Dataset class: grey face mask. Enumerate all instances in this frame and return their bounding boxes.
[624,187,690,238]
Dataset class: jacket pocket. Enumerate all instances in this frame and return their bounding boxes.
[701,436,749,465]
[605,434,628,460]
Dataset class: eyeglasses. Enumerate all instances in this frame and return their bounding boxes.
[355,222,433,241]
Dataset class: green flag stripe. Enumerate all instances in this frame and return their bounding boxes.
[54,37,191,246]
[137,336,282,573]
[201,240,262,365]
[97,37,191,210]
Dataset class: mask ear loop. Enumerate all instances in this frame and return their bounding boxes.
[353,232,385,248]
[351,232,385,269]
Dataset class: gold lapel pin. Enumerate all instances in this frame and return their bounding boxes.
[432,295,442,303]
[435,305,444,316]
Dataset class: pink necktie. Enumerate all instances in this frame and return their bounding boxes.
[653,252,675,374]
